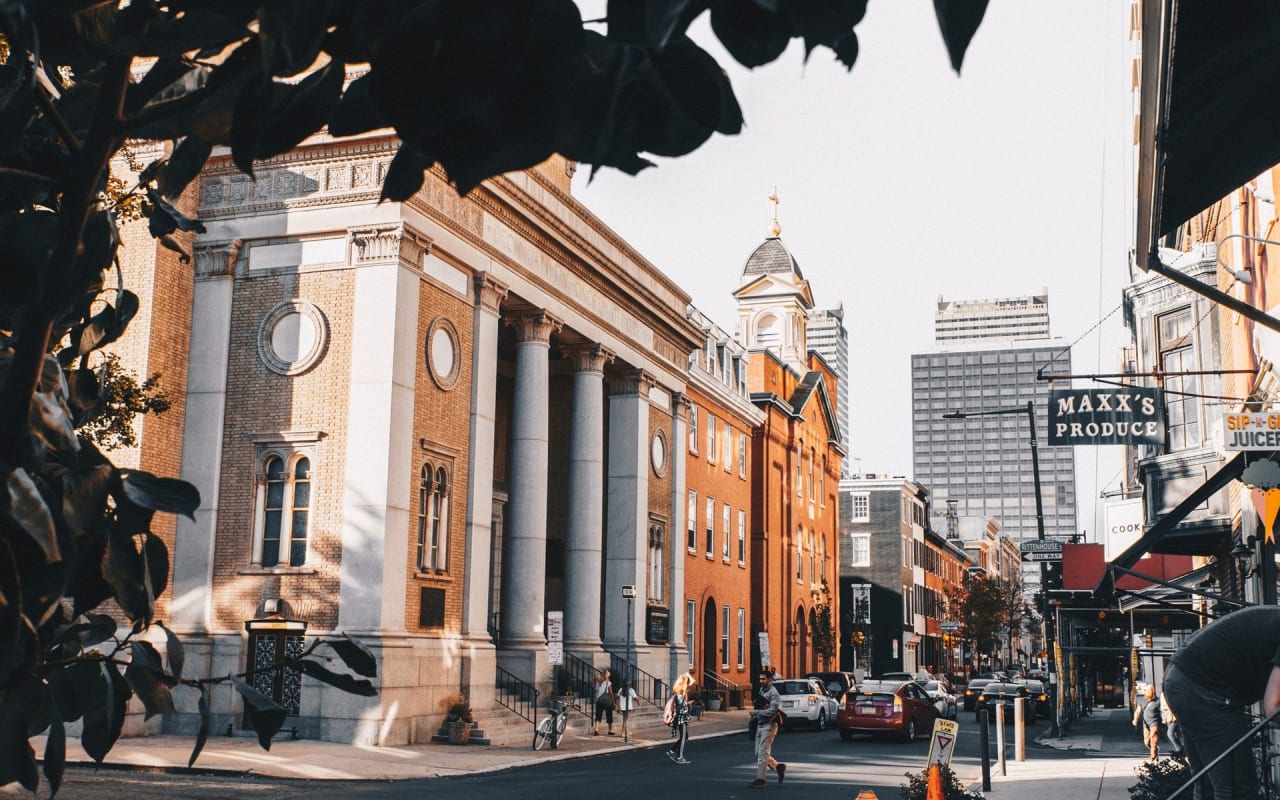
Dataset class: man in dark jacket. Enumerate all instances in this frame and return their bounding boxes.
[1164,606,1280,800]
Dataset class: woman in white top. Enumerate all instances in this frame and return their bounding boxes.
[593,669,615,735]
[618,678,638,740]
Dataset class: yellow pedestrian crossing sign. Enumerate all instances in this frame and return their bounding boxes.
[926,719,959,767]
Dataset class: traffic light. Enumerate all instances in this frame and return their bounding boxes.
[1043,562,1063,590]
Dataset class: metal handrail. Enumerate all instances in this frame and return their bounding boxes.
[495,666,538,723]
[701,669,739,705]
[560,651,601,711]
[609,653,668,708]
[1167,706,1280,799]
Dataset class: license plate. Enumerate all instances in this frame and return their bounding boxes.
[857,704,876,715]
[782,701,794,708]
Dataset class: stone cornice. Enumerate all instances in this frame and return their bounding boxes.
[561,343,615,374]
[506,310,562,345]
[474,272,508,314]
[607,369,657,397]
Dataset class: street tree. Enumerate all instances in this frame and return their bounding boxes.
[0,1,989,794]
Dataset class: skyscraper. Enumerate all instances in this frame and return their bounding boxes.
[807,305,849,461]
[911,293,1077,553]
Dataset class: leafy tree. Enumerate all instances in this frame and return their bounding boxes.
[0,1,989,794]
[75,352,171,451]
[946,575,1003,668]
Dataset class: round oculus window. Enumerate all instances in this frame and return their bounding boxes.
[426,317,461,389]
[258,300,329,375]
[651,430,668,476]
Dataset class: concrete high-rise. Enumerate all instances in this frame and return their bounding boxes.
[806,305,849,461]
[911,293,1077,553]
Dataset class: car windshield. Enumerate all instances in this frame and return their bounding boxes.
[984,683,1022,695]
[1023,681,1045,693]
[774,681,813,696]
[923,681,942,693]
[856,680,903,694]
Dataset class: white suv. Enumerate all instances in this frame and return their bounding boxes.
[773,677,841,731]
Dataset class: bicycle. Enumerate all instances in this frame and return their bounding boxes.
[532,698,570,750]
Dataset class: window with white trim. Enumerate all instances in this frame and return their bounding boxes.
[723,421,732,472]
[722,502,731,560]
[707,412,717,462]
[851,533,871,567]
[705,496,715,557]
[251,433,322,568]
[736,608,745,668]
[851,492,870,522]
[1159,307,1200,450]
[689,406,699,453]
[648,521,664,601]
[687,489,697,551]
[737,509,746,564]
[796,529,804,582]
[686,600,696,659]
[738,433,747,478]
[808,530,815,585]
[721,605,730,668]
[416,462,450,572]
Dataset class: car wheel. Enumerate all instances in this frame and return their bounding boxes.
[839,728,853,742]
[903,718,917,743]
[816,709,828,732]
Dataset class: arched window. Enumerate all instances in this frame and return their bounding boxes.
[258,454,311,568]
[649,522,665,601]
[796,528,804,583]
[755,313,780,348]
[417,463,450,572]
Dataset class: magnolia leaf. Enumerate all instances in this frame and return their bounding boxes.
[0,693,38,792]
[43,715,65,799]
[158,622,185,680]
[231,678,288,750]
[297,659,377,696]
[6,467,60,563]
[189,687,210,767]
[119,470,200,520]
[933,0,989,73]
[326,634,377,678]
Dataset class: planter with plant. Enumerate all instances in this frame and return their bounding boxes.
[443,695,474,745]
[1127,758,1192,800]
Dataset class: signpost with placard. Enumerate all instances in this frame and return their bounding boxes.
[547,610,563,666]
[927,719,959,767]
[1019,540,1063,563]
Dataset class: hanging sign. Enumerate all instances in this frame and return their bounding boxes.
[1048,387,1165,446]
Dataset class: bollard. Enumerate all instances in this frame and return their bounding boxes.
[1014,697,1026,761]
[995,703,1006,776]
[979,708,991,791]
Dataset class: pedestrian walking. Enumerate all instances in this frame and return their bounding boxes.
[618,678,638,741]
[1163,605,1280,800]
[1160,692,1185,761]
[592,669,615,736]
[749,669,787,788]
[1133,684,1162,760]
[666,671,693,763]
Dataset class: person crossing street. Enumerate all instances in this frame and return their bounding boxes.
[749,669,787,788]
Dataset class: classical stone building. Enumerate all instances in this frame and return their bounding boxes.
[129,124,708,744]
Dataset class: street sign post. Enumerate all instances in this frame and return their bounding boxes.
[927,718,960,766]
[1022,551,1064,562]
[1019,540,1062,562]
[941,620,960,631]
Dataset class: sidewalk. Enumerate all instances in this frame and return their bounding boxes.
[31,709,756,781]
[978,706,1151,800]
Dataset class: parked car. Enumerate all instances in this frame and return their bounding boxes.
[837,679,941,743]
[919,679,957,720]
[773,677,841,731]
[961,677,996,711]
[804,671,856,701]
[975,682,1033,723]
[1020,679,1050,719]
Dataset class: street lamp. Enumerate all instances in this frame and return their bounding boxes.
[621,585,636,744]
[942,400,1058,732]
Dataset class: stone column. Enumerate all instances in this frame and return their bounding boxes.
[667,393,691,678]
[562,344,614,652]
[604,370,653,658]
[462,274,507,642]
[499,311,561,650]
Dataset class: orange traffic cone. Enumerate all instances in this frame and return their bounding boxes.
[926,763,944,800]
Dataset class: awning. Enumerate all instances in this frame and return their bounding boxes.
[1115,563,1215,613]
[1096,452,1244,596]
[1134,1,1280,334]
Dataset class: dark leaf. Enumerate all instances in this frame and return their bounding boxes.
[44,716,65,799]
[158,137,213,200]
[228,74,270,176]
[605,0,708,48]
[259,0,341,76]
[70,210,120,292]
[328,73,387,137]
[47,667,82,724]
[142,533,170,609]
[297,659,377,696]
[127,8,251,59]
[0,692,38,791]
[158,233,193,263]
[103,529,151,623]
[933,0,989,73]
[784,0,867,59]
[710,0,791,68]
[6,466,60,563]
[78,660,131,762]
[188,687,210,767]
[119,470,200,520]
[146,188,207,236]
[326,634,378,678]
[52,613,116,651]
[231,678,288,750]
[0,539,27,686]
[379,143,432,202]
[65,369,101,419]
[29,388,78,455]
[61,465,113,539]
[125,57,198,115]
[68,527,112,619]
[158,622,185,680]
[255,61,345,162]
[124,643,175,719]
[651,36,743,135]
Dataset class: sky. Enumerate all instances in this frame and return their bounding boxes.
[571,1,1133,540]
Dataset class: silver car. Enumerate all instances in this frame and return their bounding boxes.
[919,679,957,720]
[773,677,841,731]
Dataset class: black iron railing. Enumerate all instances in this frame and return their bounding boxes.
[495,666,538,723]
[1168,706,1280,799]
[701,669,739,708]
[609,653,668,708]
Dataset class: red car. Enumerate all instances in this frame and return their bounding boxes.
[837,679,941,742]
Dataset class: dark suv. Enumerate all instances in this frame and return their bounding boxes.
[804,671,856,700]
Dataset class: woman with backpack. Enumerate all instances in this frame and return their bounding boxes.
[593,669,615,736]
[665,671,693,763]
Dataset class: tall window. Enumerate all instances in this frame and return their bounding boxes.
[851,493,870,521]
[686,600,696,660]
[259,454,311,567]
[738,433,747,478]
[807,450,814,500]
[416,463,450,571]
[707,412,717,461]
[819,535,827,580]
[705,496,715,557]
[850,583,871,623]
[736,608,745,668]
[1159,308,1200,450]
[820,455,826,504]
[737,509,746,563]
[723,422,732,472]
[808,531,816,584]
[689,406,699,453]
[722,503,731,560]
[796,529,804,582]
[648,522,664,601]
[687,490,697,551]
[721,605,730,668]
